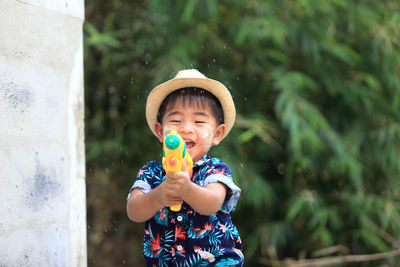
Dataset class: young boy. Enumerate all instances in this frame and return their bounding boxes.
[127,69,243,266]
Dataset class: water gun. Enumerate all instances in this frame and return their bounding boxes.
[162,130,193,211]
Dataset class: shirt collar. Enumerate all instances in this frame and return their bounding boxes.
[193,154,211,167]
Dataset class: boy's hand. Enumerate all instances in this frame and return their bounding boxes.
[164,160,192,198]
[155,182,183,208]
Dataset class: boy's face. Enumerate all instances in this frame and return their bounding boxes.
[154,99,226,163]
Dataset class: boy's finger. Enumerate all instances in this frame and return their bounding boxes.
[167,200,183,207]
[166,171,180,180]
[181,159,188,172]
[166,195,182,201]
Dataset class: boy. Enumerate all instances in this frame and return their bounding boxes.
[127,69,243,266]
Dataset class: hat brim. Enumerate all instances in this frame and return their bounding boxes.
[146,77,236,140]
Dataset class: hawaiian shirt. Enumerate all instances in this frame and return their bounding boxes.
[128,154,244,266]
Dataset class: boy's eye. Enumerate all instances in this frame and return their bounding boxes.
[195,121,205,124]
[171,120,181,123]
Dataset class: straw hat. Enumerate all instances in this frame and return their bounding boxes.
[146,69,236,140]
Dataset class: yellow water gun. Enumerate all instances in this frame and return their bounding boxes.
[162,130,193,211]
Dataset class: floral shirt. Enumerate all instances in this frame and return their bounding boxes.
[128,154,244,267]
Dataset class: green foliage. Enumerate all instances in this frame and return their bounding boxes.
[85,0,400,266]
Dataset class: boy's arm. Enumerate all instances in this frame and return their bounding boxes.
[126,185,183,222]
[127,188,163,222]
[165,168,227,215]
[181,182,227,216]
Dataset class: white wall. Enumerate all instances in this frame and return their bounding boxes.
[0,0,86,266]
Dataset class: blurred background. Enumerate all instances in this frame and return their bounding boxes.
[84,1,400,266]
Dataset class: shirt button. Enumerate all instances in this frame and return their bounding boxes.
[177,216,183,222]
[177,245,183,251]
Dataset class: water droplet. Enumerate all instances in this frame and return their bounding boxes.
[213,58,216,62]
[240,163,244,168]
[145,60,148,65]
[244,97,247,101]
[236,77,240,80]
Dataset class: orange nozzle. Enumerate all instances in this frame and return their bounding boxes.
[168,157,177,167]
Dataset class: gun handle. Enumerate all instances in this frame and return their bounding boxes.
[170,204,181,212]
[169,157,192,212]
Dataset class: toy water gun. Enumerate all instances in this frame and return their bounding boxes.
[162,130,193,211]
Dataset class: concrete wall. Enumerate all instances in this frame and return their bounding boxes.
[0,0,86,266]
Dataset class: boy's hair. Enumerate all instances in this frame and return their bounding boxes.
[157,87,224,125]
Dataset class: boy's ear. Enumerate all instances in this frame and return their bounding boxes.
[212,124,227,146]
[154,122,164,143]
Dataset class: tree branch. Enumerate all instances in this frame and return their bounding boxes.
[259,248,400,267]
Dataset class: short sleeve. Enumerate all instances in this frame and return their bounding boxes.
[126,161,164,201]
[203,159,241,213]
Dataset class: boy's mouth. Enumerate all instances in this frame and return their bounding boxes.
[184,140,195,151]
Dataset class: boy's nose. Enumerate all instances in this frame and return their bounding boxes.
[179,122,193,134]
